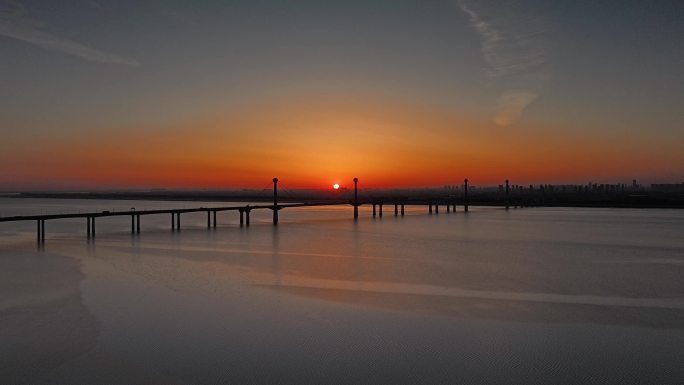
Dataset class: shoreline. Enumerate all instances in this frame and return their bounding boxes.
[4,192,683,210]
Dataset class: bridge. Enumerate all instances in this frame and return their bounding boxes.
[0,178,524,245]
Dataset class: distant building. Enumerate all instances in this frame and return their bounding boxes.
[651,183,684,192]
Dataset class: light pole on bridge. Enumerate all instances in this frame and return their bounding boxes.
[505,179,510,210]
[273,177,279,226]
[353,177,359,220]
[464,178,469,212]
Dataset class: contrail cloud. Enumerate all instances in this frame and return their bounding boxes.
[0,1,139,66]
[457,0,550,127]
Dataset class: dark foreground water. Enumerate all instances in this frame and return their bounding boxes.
[1,198,683,384]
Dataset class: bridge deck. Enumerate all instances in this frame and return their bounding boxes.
[0,201,350,222]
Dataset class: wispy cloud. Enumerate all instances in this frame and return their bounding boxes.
[457,0,550,126]
[0,1,139,66]
[494,90,537,127]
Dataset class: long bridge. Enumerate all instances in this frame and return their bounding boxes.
[2,178,523,245]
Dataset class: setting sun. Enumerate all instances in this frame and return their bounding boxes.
[333,183,340,189]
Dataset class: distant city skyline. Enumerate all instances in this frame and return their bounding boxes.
[1,0,682,190]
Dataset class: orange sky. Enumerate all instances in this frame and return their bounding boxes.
[2,94,681,190]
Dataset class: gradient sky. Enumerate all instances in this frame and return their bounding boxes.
[1,0,682,190]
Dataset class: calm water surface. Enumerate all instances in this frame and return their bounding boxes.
[1,198,683,384]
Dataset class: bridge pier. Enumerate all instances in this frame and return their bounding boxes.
[401,204,405,216]
[373,204,376,217]
[132,215,136,233]
[239,209,244,227]
[435,204,439,214]
[429,204,432,214]
[171,213,175,230]
[447,203,450,213]
[394,204,398,216]
[245,208,251,227]
[86,217,95,239]
[136,215,140,234]
[213,211,217,228]
[36,219,45,244]
[37,220,45,243]
[176,213,180,230]
[379,203,383,217]
[207,211,211,228]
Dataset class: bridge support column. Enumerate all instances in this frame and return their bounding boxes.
[136,215,140,234]
[239,210,244,227]
[213,211,217,228]
[176,213,180,230]
[172,213,175,230]
[91,217,95,238]
[401,204,405,216]
[372,204,376,217]
[429,204,432,214]
[435,204,439,214]
[245,209,251,227]
[505,179,510,210]
[379,203,383,217]
[37,220,45,243]
[207,211,211,228]
[87,217,91,239]
[394,204,398,216]
[132,215,136,233]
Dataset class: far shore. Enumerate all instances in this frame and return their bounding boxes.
[3,190,683,209]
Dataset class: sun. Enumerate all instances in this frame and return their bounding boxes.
[333,183,340,190]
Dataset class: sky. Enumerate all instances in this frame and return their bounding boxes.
[0,0,682,190]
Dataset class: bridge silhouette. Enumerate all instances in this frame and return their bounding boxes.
[1,177,526,246]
